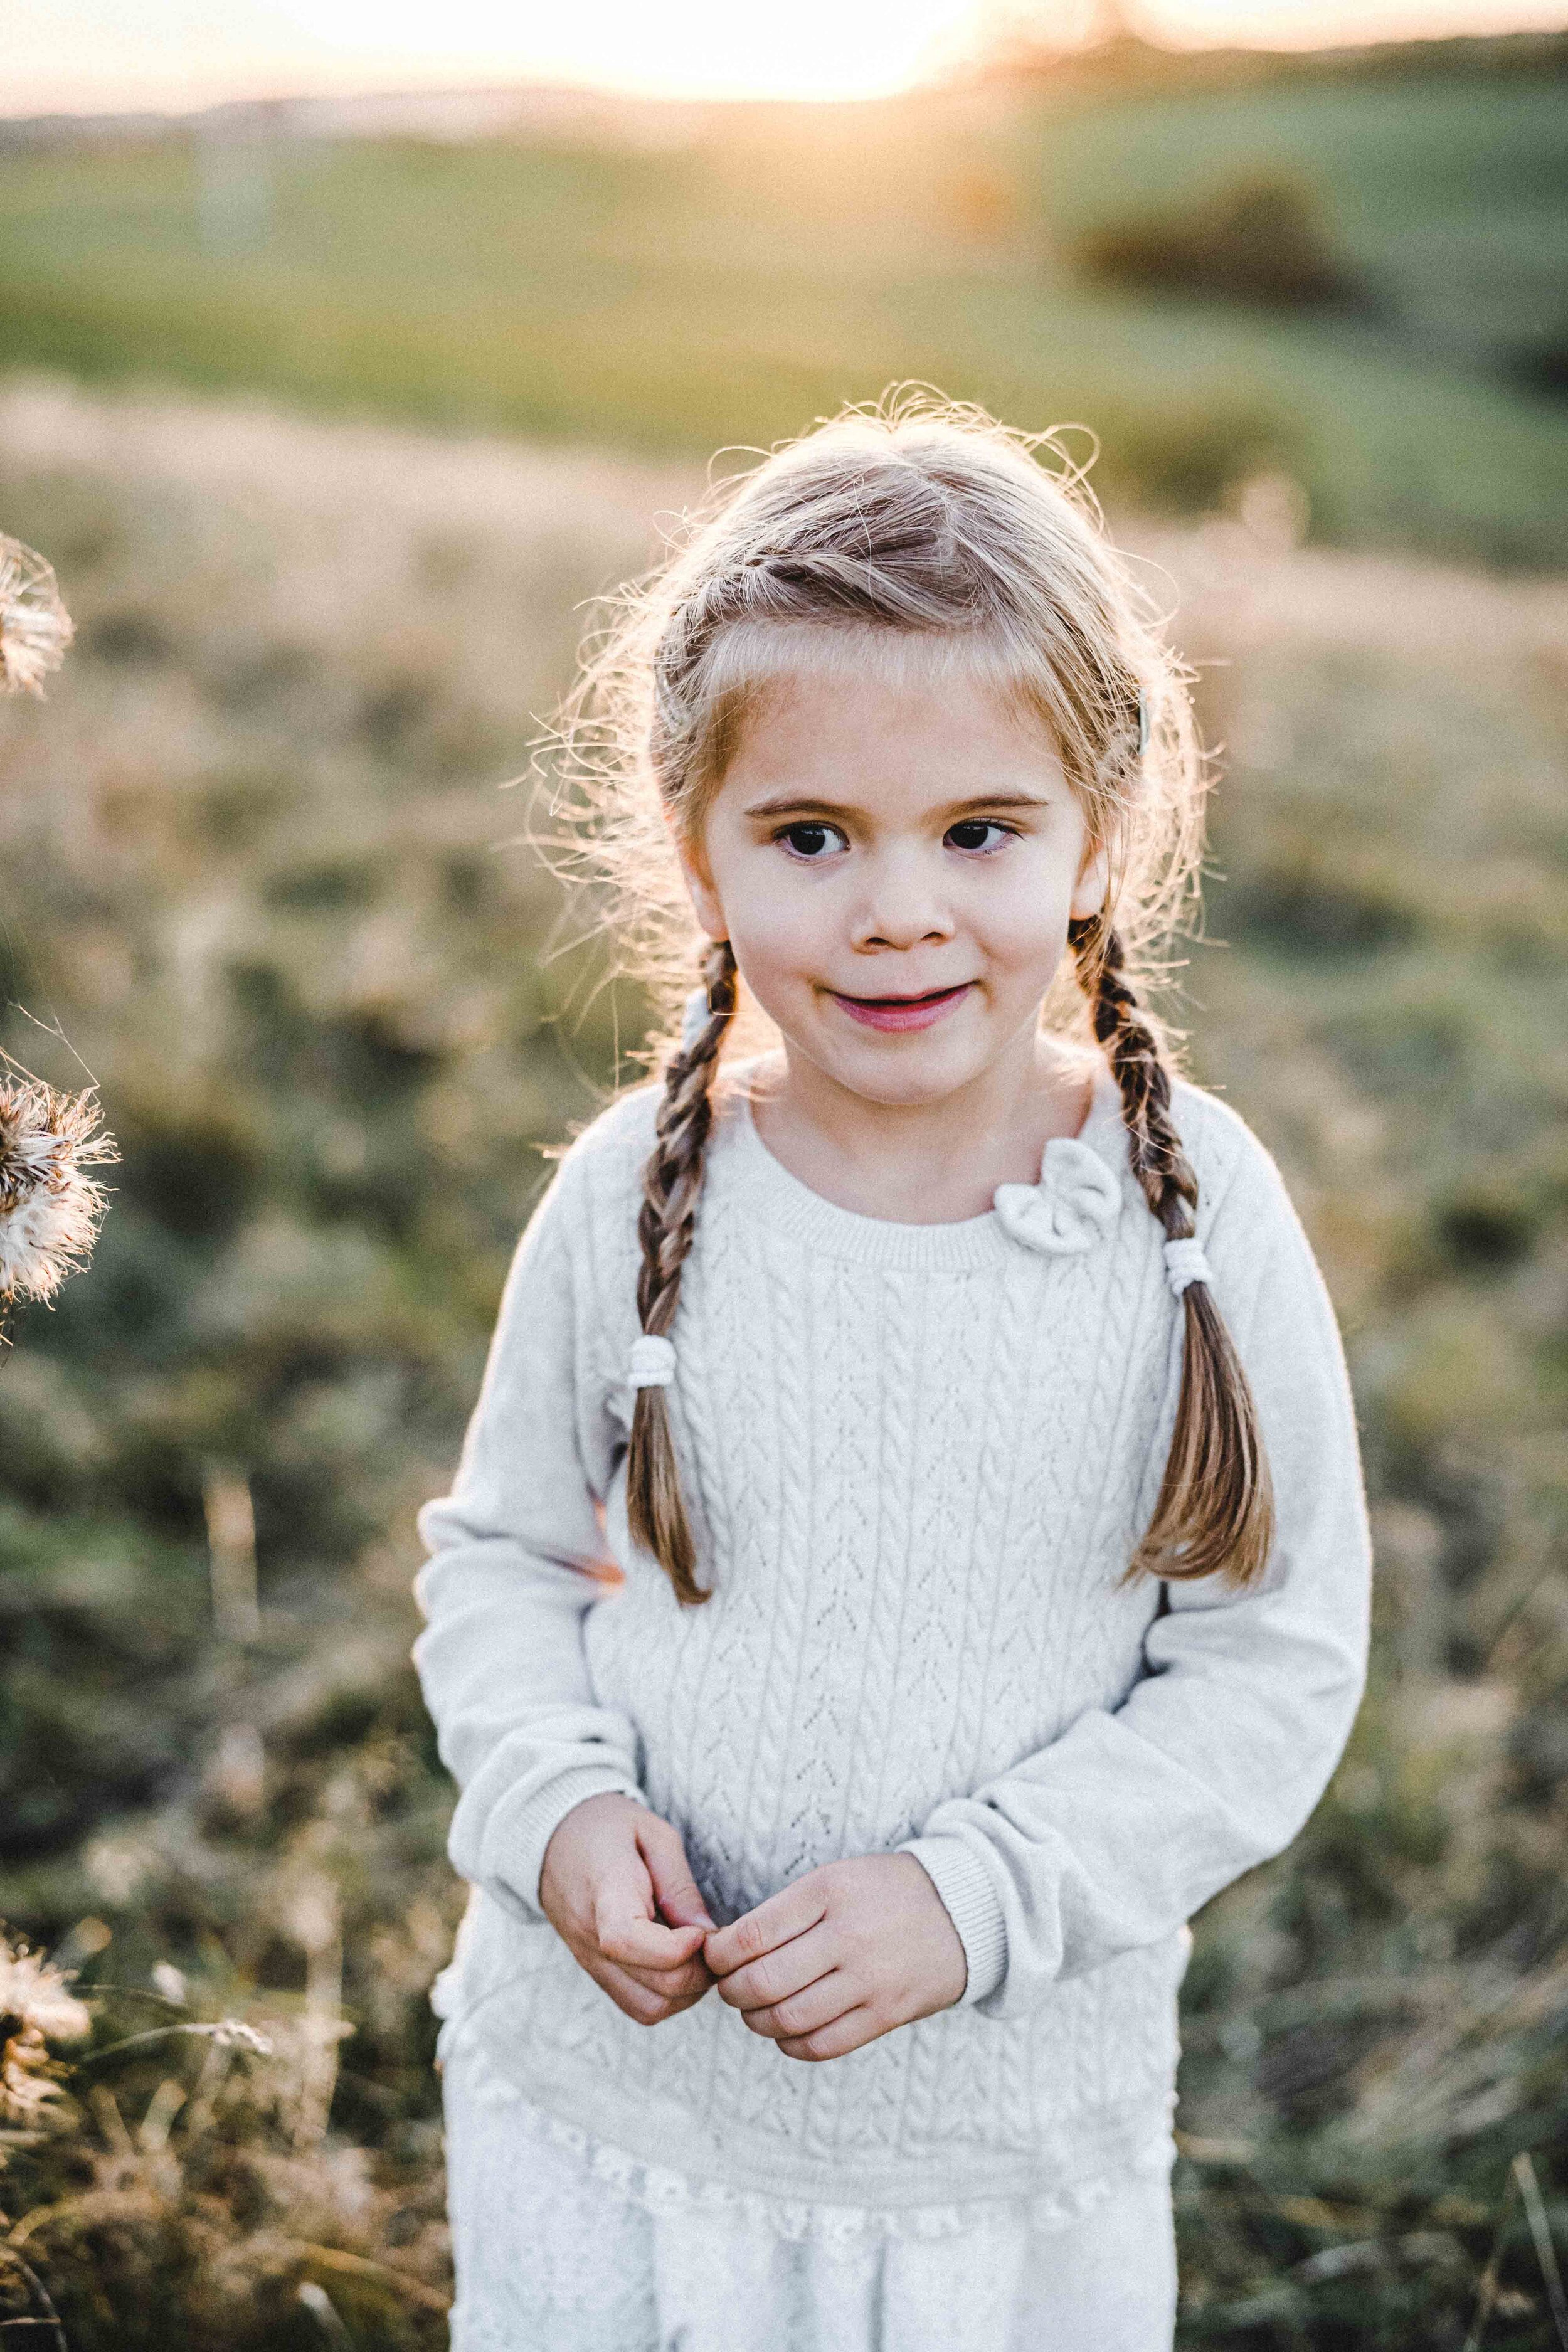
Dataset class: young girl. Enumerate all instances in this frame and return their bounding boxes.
[413,391,1372,2352]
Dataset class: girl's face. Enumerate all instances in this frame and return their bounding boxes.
[679,655,1110,1110]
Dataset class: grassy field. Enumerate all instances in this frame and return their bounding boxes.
[0,374,1565,2344]
[0,47,1565,566]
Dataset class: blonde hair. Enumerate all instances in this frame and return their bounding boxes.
[541,386,1274,1604]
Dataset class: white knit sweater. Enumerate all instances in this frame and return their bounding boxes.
[414,1056,1372,2225]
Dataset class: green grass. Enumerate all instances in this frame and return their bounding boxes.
[1,57,1565,564]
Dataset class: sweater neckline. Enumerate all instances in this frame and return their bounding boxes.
[716,1055,1129,1273]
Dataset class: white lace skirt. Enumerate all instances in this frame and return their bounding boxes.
[440,2040,1179,2352]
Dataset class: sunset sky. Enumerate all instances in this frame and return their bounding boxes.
[8,0,1566,117]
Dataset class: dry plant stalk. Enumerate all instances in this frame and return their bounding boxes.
[282,1871,349,2154]
[0,535,73,697]
[203,1466,260,1642]
[0,1069,118,1323]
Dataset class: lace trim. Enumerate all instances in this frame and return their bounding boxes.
[446,2057,1176,2247]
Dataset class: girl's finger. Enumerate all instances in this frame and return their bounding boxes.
[776,2007,876,2063]
[638,1818,716,1931]
[713,1922,836,2014]
[739,1968,854,2043]
[595,1897,707,1972]
[585,1953,704,2028]
[613,1951,714,2000]
[586,1956,669,2026]
[705,1876,829,1978]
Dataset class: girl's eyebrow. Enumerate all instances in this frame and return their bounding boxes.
[743,793,857,819]
[743,789,1054,820]
[945,792,1054,813]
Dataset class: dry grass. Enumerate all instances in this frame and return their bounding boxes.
[0,372,1564,2347]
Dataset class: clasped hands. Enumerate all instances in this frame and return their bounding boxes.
[538,1793,967,2063]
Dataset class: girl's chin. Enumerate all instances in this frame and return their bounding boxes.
[805,1030,1007,1108]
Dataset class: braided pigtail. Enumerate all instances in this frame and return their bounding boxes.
[1071,915,1275,1588]
[624,936,738,1604]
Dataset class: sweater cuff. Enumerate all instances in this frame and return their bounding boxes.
[900,1836,1009,2008]
[483,1766,647,1917]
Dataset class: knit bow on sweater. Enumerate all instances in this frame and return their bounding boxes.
[993,1138,1123,1256]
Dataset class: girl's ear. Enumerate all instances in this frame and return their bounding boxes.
[672,825,727,943]
[1069,835,1111,923]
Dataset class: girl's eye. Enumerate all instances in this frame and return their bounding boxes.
[945,820,1014,854]
[776,821,848,861]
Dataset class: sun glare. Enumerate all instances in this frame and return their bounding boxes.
[4,0,986,118]
[347,0,983,102]
[5,0,1562,117]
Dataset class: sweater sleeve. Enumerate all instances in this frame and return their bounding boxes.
[411,1155,645,1930]
[901,1129,1373,2018]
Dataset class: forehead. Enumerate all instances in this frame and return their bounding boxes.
[711,627,1066,810]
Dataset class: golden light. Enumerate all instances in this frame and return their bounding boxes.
[6,0,1562,116]
[6,0,984,116]
[341,0,983,102]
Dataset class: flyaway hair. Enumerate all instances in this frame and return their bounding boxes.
[540,386,1275,1600]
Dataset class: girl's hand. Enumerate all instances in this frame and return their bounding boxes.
[539,1793,716,2026]
[704,1854,967,2062]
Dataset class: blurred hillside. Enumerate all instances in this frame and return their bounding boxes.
[0,374,1565,2343]
[0,32,1565,568]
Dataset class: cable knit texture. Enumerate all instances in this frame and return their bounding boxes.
[415,1056,1372,2222]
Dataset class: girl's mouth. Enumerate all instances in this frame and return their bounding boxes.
[829,983,973,1034]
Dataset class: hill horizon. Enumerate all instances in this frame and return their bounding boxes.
[3,20,1564,139]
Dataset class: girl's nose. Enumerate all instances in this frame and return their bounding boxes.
[852,852,955,953]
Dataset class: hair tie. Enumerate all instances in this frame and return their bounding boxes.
[628,1333,677,1390]
[679,986,711,1054]
[1164,1237,1210,1298]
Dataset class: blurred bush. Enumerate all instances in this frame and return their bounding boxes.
[1073,171,1373,310]
[1505,317,1568,402]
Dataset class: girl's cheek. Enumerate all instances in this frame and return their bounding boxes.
[732,872,840,976]
[723,906,823,1025]
[971,877,1074,978]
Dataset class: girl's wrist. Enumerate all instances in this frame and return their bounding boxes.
[898,1836,1009,2008]
[488,1767,648,1918]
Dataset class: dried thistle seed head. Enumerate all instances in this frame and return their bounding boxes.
[0,535,73,698]
[0,1933,92,2124]
[0,1075,119,1309]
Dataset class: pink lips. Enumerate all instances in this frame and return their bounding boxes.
[830,983,973,1034]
